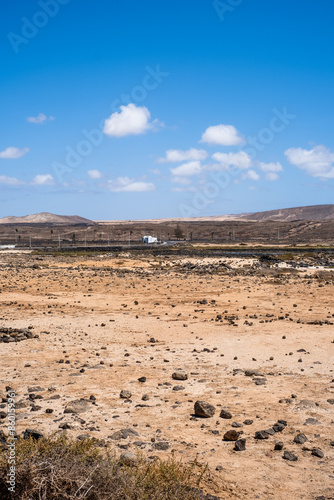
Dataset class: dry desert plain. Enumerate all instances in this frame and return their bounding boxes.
[0,248,333,499]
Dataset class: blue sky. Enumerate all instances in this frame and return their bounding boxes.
[0,0,333,220]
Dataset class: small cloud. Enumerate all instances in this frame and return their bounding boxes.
[158,148,208,163]
[265,172,279,181]
[0,147,29,159]
[148,168,162,175]
[243,169,260,181]
[171,176,192,185]
[171,186,196,192]
[258,161,283,173]
[88,169,103,179]
[27,113,54,124]
[285,145,334,178]
[107,176,155,192]
[170,161,202,177]
[32,174,55,186]
[201,124,243,146]
[212,151,251,169]
[103,103,156,138]
[0,175,24,185]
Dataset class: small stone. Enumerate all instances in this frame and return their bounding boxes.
[311,448,324,458]
[234,438,246,451]
[223,430,239,441]
[274,442,284,450]
[273,423,285,433]
[219,409,232,419]
[283,451,298,461]
[153,441,170,451]
[293,433,308,445]
[138,377,146,383]
[172,371,188,381]
[255,431,269,440]
[194,401,216,418]
[243,419,253,425]
[120,390,132,399]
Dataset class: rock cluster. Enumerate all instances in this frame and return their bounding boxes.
[0,327,37,343]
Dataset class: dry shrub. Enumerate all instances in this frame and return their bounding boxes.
[0,435,214,500]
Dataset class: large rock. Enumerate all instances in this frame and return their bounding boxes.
[194,401,216,418]
[64,399,91,414]
[110,428,140,440]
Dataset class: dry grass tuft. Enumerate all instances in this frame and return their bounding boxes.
[0,435,217,499]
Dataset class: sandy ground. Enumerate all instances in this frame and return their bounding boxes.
[0,251,333,499]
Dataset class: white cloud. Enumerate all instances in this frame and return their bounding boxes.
[27,113,55,124]
[170,161,202,177]
[103,103,154,137]
[212,151,251,170]
[171,176,192,185]
[258,161,283,173]
[149,168,162,175]
[158,148,208,163]
[285,145,334,178]
[107,176,155,192]
[265,172,279,181]
[0,175,24,185]
[88,169,103,179]
[258,162,283,181]
[0,147,29,159]
[243,169,260,181]
[32,174,55,186]
[201,124,243,146]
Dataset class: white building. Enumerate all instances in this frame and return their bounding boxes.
[142,235,158,244]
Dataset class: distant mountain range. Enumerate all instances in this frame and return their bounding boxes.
[0,205,333,225]
[0,212,94,225]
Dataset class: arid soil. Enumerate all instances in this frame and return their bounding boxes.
[0,250,333,499]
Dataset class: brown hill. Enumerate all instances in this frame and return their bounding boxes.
[0,212,94,225]
[240,204,334,222]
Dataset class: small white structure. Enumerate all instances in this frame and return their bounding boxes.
[142,235,158,244]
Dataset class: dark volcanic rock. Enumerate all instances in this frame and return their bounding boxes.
[293,433,308,445]
[311,448,324,458]
[255,431,269,440]
[283,451,298,461]
[223,430,239,441]
[153,441,170,451]
[194,401,216,418]
[219,409,232,419]
[23,429,43,440]
[172,371,188,381]
[234,438,246,451]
